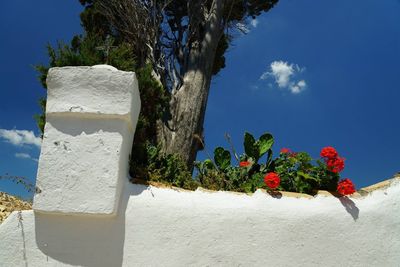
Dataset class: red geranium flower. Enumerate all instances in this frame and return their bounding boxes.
[239,161,251,167]
[326,156,345,173]
[264,172,280,189]
[337,178,356,195]
[320,146,338,159]
[280,148,291,154]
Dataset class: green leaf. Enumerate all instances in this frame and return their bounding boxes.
[296,152,312,163]
[240,181,254,193]
[266,149,273,168]
[250,173,265,188]
[146,145,159,161]
[214,147,231,170]
[257,133,274,157]
[203,159,215,169]
[297,171,320,182]
[244,132,257,159]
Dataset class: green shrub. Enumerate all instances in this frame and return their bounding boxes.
[195,132,354,195]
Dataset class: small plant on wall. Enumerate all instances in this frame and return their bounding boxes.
[195,132,356,195]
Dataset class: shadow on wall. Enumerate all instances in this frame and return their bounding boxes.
[33,182,147,267]
[339,197,359,221]
[46,115,130,137]
[243,189,360,221]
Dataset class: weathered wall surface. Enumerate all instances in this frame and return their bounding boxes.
[33,65,140,216]
[1,177,399,266]
[1,66,399,266]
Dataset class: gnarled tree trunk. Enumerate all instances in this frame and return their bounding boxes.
[158,0,226,171]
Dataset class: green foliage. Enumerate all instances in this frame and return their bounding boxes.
[36,37,171,180]
[34,1,336,196]
[35,0,281,190]
[195,131,346,194]
[34,98,46,136]
[36,35,135,88]
[35,1,174,189]
[212,34,229,75]
[128,65,170,179]
[272,151,321,194]
[131,143,199,190]
[34,35,136,134]
[214,147,231,170]
[135,65,170,135]
[243,132,274,163]
[79,0,111,38]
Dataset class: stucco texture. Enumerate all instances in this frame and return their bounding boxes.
[33,66,139,216]
[1,177,399,267]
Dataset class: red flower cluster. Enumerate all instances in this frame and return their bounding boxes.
[239,161,251,167]
[320,146,345,173]
[264,172,280,189]
[280,148,291,154]
[320,146,338,159]
[320,147,356,194]
[337,179,356,195]
[326,157,345,173]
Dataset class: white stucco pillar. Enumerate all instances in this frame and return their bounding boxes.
[33,65,140,216]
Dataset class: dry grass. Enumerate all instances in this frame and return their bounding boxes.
[0,192,32,223]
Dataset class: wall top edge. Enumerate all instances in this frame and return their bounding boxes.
[2,175,398,220]
[131,174,400,199]
[49,65,135,74]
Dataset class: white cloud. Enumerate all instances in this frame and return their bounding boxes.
[15,153,38,162]
[0,129,41,148]
[250,19,259,28]
[290,80,307,94]
[260,61,307,94]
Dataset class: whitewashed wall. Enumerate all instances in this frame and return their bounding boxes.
[0,66,399,267]
[1,178,400,267]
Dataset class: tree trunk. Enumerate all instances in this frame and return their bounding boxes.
[158,0,226,171]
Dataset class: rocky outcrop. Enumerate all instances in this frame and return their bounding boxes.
[0,192,32,223]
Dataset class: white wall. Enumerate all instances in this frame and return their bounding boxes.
[1,178,399,266]
[1,66,399,266]
[33,65,140,216]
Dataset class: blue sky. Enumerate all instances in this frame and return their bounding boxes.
[1,0,399,199]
